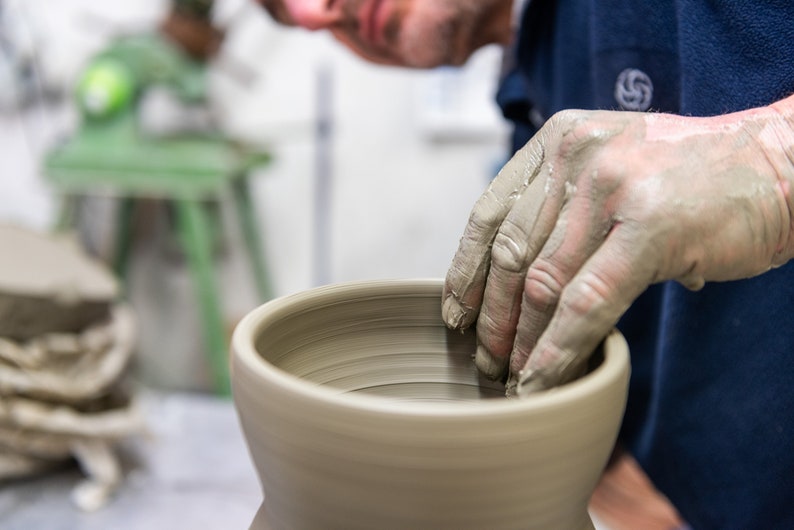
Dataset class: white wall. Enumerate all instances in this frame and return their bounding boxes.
[1,0,509,292]
[210,2,510,295]
[0,0,511,389]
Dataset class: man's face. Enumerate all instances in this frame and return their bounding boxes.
[257,0,512,68]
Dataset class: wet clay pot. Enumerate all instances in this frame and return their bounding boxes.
[231,279,630,530]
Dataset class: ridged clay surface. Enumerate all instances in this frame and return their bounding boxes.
[232,279,629,530]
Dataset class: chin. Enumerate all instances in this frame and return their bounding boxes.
[399,18,470,68]
[400,47,470,69]
[397,38,457,68]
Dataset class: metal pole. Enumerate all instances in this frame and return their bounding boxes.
[313,63,333,286]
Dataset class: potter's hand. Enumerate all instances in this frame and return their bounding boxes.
[442,98,794,395]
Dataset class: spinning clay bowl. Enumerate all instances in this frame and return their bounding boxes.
[231,279,630,530]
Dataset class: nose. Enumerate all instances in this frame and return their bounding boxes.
[284,0,342,30]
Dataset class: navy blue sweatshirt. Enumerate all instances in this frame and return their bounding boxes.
[498,1,794,528]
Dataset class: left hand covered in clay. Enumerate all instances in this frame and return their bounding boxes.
[442,98,794,395]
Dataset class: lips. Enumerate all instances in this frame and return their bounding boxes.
[359,0,387,46]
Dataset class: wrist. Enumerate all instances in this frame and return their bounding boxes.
[762,95,794,264]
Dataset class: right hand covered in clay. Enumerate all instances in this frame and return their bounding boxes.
[442,95,794,395]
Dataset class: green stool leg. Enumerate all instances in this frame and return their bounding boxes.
[175,198,231,396]
[232,176,274,302]
[112,197,136,284]
[55,195,81,232]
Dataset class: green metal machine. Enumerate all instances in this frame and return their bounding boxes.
[43,2,272,395]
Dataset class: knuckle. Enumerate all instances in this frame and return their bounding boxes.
[548,108,585,129]
[490,220,532,272]
[594,164,622,190]
[561,270,613,318]
[526,341,578,381]
[467,190,505,232]
[523,259,566,309]
[540,341,576,369]
[548,109,616,161]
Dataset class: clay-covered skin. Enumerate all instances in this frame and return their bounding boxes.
[443,94,794,394]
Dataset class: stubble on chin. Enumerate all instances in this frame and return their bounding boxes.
[398,13,458,68]
[398,0,492,68]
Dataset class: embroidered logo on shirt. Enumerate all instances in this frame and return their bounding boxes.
[614,68,653,111]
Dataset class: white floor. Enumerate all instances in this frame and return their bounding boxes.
[1,391,262,530]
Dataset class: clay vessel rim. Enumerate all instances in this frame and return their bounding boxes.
[231,278,629,418]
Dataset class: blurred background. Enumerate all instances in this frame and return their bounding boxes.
[0,0,509,392]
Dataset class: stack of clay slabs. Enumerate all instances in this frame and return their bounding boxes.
[0,224,143,511]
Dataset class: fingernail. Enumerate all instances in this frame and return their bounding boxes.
[516,369,549,397]
[475,344,508,381]
[442,295,469,329]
